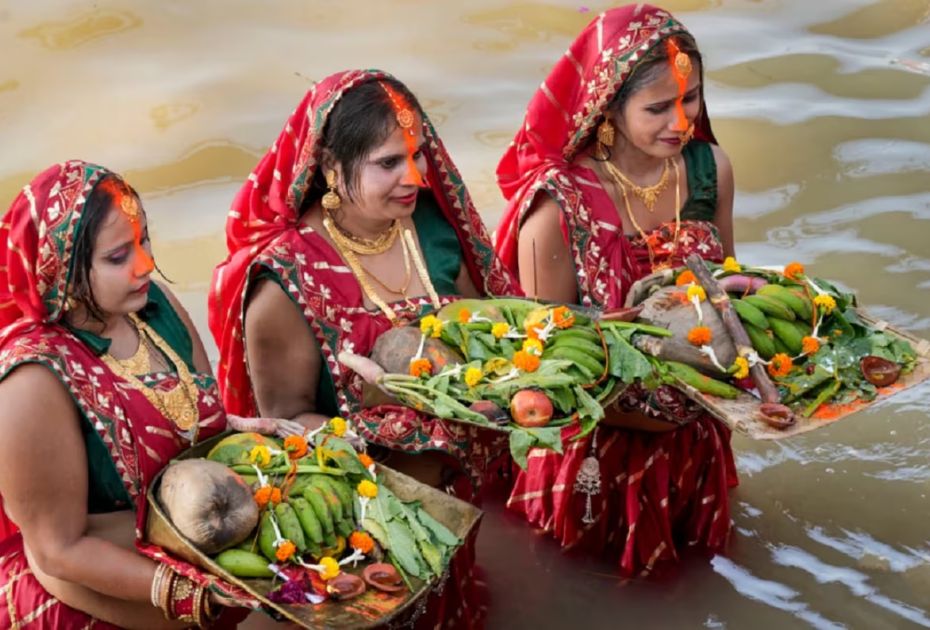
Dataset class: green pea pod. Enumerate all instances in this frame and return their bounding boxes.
[664,361,741,399]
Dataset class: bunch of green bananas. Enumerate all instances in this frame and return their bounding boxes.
[540,325,606,382]
[731,284,814,359]
[214,474,358,578]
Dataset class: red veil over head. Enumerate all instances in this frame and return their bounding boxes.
[209,69,517,414]
[494,4,716,278]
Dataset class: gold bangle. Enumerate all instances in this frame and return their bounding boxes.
[158,566,175,619]
[193,584,208,628]
[149,563,170,609]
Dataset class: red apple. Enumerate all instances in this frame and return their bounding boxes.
[510,389,554,428]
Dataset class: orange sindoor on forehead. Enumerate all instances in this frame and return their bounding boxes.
[100,179,155,277]
[666,37,693,132]
[379,82,425,187]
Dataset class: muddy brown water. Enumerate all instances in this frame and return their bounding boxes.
[2,1,928,627]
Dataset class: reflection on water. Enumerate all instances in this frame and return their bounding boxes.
[2,0,929,627]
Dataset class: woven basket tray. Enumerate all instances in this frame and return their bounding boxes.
[145,433,482,628]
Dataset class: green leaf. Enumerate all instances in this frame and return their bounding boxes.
[415,508,460,546]
[418,539,444,577]
[361,518,390,549]
[399,503,431,542]
[386,520,424,578]
[606,329,654,383]
[548,386,577,414]
[509,428,535,470]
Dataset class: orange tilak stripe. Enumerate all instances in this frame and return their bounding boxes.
[666,38,690,132]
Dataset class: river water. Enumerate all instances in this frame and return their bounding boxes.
[2,1,928,627]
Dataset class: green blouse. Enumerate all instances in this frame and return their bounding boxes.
[67,282,196,513]
[255,191,463,418]
[679,140,718,222]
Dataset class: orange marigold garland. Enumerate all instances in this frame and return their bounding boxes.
[767,353,793,377]
[687,326,712,346]
[409,357,432,377]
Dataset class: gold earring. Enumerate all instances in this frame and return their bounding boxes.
[596,119,615,159]
[63,295,77,312]
[681,123,695,145]
[321,170,342,211]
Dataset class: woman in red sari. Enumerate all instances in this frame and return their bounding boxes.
[495,4,738,577]
[0,161,286,628]
[209,70,517,628]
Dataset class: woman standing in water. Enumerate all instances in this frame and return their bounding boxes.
[209,70,518,627]
[495,4,738,576]
[0,162,298,627]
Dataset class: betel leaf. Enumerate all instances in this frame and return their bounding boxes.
[385,520,424,578]
[508,425,564,470]
[573,385,604,424]
[548,386,577,414]
[398,503,431,542]
[415,507,460,547]
[361,517,390,549]
[606,329,654,383]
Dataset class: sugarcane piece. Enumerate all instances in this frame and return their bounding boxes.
[683,254,795,427]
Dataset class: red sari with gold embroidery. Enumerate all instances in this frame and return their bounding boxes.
[0,162,243,628]
[494,5,737,577]
[209,71,519,628]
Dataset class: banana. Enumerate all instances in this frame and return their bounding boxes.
[744,322,776,360]
[772,336,790,356]
[335,517,355,538]
[545,346,604,378]
[732,298,769,331]
[303,486,336,545]
[743,294,796,321]
[757,284,812,321]
[290,497,324,545]
[546,336,605,362]
[214,549,274,578]
[665,361,742,399]
[326,478,355,519]
[258,511,277,563]
[768,317,803,355]
[308,476,345,523]
[548,326,601,345]
[275,502,307,552]
[790,318,813,339]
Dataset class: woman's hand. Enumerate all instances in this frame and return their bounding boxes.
[226,414,307,438]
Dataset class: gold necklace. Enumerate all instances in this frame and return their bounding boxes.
[322,207,400,255]
[102,314,201,439]
[616,158,682,272]
[602,158,672,212]
[112,321,151,375]
[358,234,413,296]
[323,219,441,323]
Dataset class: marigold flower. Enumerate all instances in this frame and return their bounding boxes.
[722,257,741,273]
[687,285,706,302]
[551,306,575,329]
[522,338,544,356]
[270,487,282,505]
[525,323,543,341]
[687,326,713,346]
[358,453,374,469]
[675,270,696,286]
[464,366,483,387]
[491,322,510,339]
[283,435,308,459]
[357,479,378,498]
[349,531,375,554]
[731,356,750,380]
[409,357,432,378]
[813,294,836,314]
[329,416,347,437]
[254,485,274,508]
[419,314,442,338]
[458,309,471,324]
[275,540,296,562]
[784,262,805,280]
[513,350,541,372]
[767,353,793,377]
[319,556,340,580]
[801,336,821,355]
[249,445,272,468]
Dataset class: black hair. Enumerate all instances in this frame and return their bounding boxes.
[303,77,424,210]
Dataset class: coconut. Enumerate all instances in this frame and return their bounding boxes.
[157,459,259,554]
[634,285,737,373]
[370,326,463,376]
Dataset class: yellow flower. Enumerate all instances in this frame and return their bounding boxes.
[813,294,836,314]
[483,357,510,374]
[464,366,483,388]
[731,356,750,380]
[522,338,544,356]
[319,556,340,580]
[491,322,510,339]
[249,445,272,468]
[357,479,378,498]
[329,417,347,437]
[419,315,442,338]
[722,257,741,273]
[686,285,706,302]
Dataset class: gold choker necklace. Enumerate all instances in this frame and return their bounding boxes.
[322,207,400,255]
[616,158,682,273]
[602,158,672,212]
